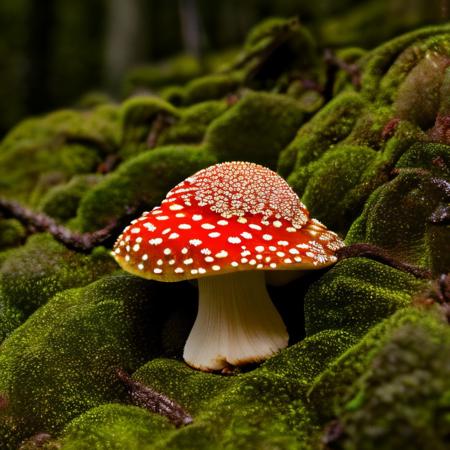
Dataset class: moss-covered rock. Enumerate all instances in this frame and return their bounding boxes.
[76,145,216,231]
[205,91,305,169]
[346,170,450,272]
[118,96,180,159]
[183,73,242,105]
[39,174,102,222]
[0,219,26,251]
[0,273,169,449]
[0,107,118,204]
[0,234,116,335]
[158,100,229,146]
[61,404,172,450]
[304,258,423,337]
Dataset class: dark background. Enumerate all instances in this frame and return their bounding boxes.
[0,0,448,135]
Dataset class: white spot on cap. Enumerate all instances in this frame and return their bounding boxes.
[169,204,184,211]
[157,259,163,266]
[284,258,292,263]
[162,228,171,235]
[262,234,272,241]
[191,269,198,275]
[237,217,247,224]
[277,241,288,246]
[231,261,239,267]
[228,237,241,244]
[169,259,175,265]
[215,250,228,258]
[114,248,121,254]
[131,227,141,234]
[182,247,189,254]
[255,246,264,252]
[179,224,191,230]
[212,265,221,271]
[249,224,262,231]
[169,233,180,239]
[289,248,300,255]
[144,223,156,232]
[273,221,282,228]
[133,244,140,252]
[154,268,163,274]
[241,258,248,263]
[297,243,310,249]
[257,264,263,269]
[306,252,315,258]
[269,246,277,251]
[183,258,193,265]
[294,256,302,262]
[287,227,296,232]
[136,237,143,243]
[163,248,171,255]
[241,232,252,239]
[208,232,221,238]
[142,254,148,261]
[269,262,277,268]
[256,254,263,260]
[192,214,203,221]
[217,220,228,226]
[125,255,130,262]
[241,250,251,257]
[198,268,207,274]
[138,263,144,270]
[189,239,202,246]
[201,223,215,230]
[174,268,184,274]
[175,213,186,218]
[156,216,169,221]
[149,238,163,246]
[249,260,256,266]
[205,256,214,263]
[276,251,285,257]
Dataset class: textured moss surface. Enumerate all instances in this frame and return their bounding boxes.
[0,18,449,450]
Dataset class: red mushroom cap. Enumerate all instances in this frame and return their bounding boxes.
[113,161,344,281]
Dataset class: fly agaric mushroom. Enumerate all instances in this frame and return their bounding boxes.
[113,161,344,371]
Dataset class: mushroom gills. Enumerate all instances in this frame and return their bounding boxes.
[183,271,288,371]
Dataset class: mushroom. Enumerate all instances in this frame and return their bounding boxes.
[113,162,344,371]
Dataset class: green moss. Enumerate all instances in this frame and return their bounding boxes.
[279,92,366,179]
[316,308,450,449]
[118,96,180,159]
[0,108,118,204]
[158,100,229,146]
[0,219,25,250]
[0,234,116,327]
[0,273,168,449]
[123,54,202,96]
[61,404,172,449]
[183,73,242,105]
[396,141,450,178]
[304,258,423,338]
[308,308,437,420]
[77,145,216,231]
[205,91,305,169]
[39,174,102,222]
[346,171,449,271]
[297,145,377,232]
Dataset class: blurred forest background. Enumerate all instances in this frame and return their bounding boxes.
[0,0,448,136]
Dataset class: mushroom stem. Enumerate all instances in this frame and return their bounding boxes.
[183,271,289,371]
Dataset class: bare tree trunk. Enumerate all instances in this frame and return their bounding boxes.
[178,0,202,58]
[104,0,143,93]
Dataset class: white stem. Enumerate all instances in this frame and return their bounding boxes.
[183,271,289,371]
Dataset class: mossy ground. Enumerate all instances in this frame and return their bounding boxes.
[0,19,449,450]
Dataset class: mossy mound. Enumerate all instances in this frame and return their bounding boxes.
[61,404,172,450]
[76,145,216,231]
[205,91,305,169]
[39,174,102,223]
[0,273,169,449]
[304,258,424,337]
[0,106,118,204]
[118,96,180,160]
[0,218,25,251]
[346,170,450,273]
[0,234,116,339]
